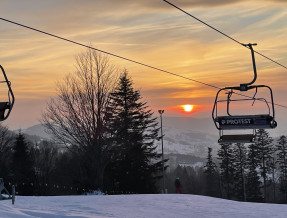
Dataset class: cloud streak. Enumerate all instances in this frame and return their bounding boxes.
[1,0,287,128]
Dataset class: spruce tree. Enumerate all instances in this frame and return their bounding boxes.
[217,143,234,199]
[108,71,162,193]
[0,125,14,180]
[246,142,262,202]
[12,132,34,195]
[233,143,247,201]
[255,129,273,201]
[268,147,277,203]
[204,147,218,197]
[276,135,287,202]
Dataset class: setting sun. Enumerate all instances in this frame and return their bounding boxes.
[183,104,193,112]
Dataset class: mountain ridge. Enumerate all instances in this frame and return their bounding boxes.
[16,117,219,157]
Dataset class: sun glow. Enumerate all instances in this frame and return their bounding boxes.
[183,104,193,112]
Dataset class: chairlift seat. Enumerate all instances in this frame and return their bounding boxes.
[216,114,276,130]
[218,134,255,143]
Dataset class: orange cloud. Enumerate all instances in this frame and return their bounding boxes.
[1,0,287,129]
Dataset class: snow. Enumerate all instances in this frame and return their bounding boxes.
[179,162,204,168]
[1,194,287,218]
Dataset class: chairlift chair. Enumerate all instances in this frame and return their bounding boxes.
[212,44,277,144]
[0,65,15,121]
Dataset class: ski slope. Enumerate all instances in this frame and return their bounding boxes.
[0,194,286,218]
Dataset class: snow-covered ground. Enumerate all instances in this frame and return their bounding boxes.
[1,194,287,218]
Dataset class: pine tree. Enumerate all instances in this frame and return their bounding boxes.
[268,147,277,203]
[217,143,234,199]
[246,142,262,202]
[276,135,287,202]
[107,71,162,193]
[204,147,218,197]
[233,143,247,201]
[11,132,34,195]
[255,129,274,201]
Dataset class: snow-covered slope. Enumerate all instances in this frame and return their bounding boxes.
[1,194,287,218]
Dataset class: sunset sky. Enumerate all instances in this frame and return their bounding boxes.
[1,0,287,131]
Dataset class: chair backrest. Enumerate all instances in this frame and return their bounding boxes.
[217,114,275,130]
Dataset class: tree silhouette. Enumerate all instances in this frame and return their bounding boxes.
[255,129,273,201]
[11,132,34,195]
[107,71,162,193]
[246,142,262,202]
[42,49,119,190]
[217,143,234,199]
[204,147,218,197]
[276,135,287,202]
[233,143,247,201]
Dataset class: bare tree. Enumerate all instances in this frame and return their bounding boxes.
[42,49,119,189]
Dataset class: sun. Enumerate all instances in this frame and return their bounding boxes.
[183,104,193,112]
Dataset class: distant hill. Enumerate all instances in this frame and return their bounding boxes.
[14,124,52,141]
[154,118,219,158]
[17,117,219,158]
[162,116,217,134]
[165,153,206,170]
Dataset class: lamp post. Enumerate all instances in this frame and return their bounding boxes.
[158,110,165,193]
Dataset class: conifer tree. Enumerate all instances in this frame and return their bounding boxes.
[233,143,247,201]
[276,135,287,202]
[12,132,34,195]
[268,147,277,203]
[217,143,234,199]
[246,142,262,202]
[108,71,162,193]
[255,129,274,201]
[204,147,218,197]
[0,125,14,179]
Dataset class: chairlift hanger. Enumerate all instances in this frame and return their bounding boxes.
[0,65,15,121]
[212,43,277,144]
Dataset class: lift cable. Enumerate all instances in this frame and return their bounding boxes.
[0,17,218,90]
[163,0,287,70]
[0,17,287,109]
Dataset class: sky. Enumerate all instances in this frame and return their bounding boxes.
[2,194,287,217]
[0,0,287,130]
